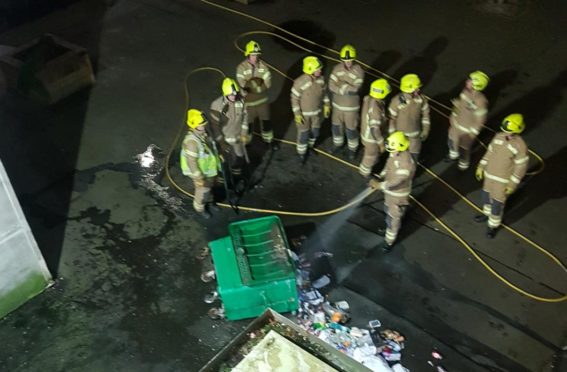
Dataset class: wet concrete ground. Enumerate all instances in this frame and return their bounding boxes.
[0,0,566,371]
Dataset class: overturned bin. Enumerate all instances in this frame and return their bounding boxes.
[209,216,298,320]
[0,34,95,104]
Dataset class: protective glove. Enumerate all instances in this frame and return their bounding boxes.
[505,186,515,195]
[193,177,205,187]
[420,129,429,141]
[323,104,331,119]
[368,178,383,190]
[294,114,304,125]
[475,166,484,181]
[241,133,251,145]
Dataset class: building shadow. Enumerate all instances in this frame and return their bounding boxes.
[0,0,110,275]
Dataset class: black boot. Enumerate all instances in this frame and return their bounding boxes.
[379,240,394,253]
[444,154,456,163]
[198,210,212,219]
[270,141,280,151]
[474,214,488,223]
[330,145,343,155]
[208,203,221,213]
[298,153,307,163]
[347,150,357,161]
[376,228,386,236]
[486,227,497,239]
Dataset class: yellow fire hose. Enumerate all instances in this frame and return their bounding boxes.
[163,0,566,302]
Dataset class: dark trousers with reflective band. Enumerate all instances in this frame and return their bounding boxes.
[225,141,245,176]
[331,109,359,151]
[296,115,321,154]
[359,140,381,176]
[448,126,476,170]
[247,103,273,143]
[384,194,409,245]
[481,179,507,229]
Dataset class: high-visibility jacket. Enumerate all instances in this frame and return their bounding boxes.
[360,95,386,144]
[236,59,271,107]
[479,132,529,190]
[180,131,220,178]
[379,151,416,199]
[451,88,488,136]
[290,73,329,117]
[388,93,431,138]
[328,62,364,112]
[209,96,248,144]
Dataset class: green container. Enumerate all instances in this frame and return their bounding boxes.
[209,216,298,320]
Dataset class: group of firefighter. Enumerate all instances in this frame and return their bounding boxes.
[181,41,529,251]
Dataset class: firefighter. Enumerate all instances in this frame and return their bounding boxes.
[368,131,416,251]
[447,71,489,170]
[181,109,221,219]
[328,44,365,159]
[236,40,279,150]
[474,114,529,238]
[359,79,392,178]
[209,77,248,178]
[388,73,430,162]
[291,56,331,161]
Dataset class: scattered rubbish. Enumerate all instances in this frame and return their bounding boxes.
[312,274,331,289]
[207,307,225,320]
[377,330,405,364]
[392,363,410,372]
[314,251,334,258]
[369,319,382,329]
[204,291,219,304]
[291,249,409,372]
[197,246,210,260]
[431,350,443,360]
[290,235,307,248]
[335,300,350,311]
[200,270,216,283]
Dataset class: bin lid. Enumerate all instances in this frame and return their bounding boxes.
[228,216,294,285]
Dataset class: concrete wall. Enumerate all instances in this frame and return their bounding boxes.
[0,159,52,319]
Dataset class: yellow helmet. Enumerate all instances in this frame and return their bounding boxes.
[244,40,262,57]
[302,56,323,75]
[340,44,356,61]
[501,113,525,134]
[385,131,410,152]
[369,79,391,100]
[469,70,489,91]
[186,109,207,129]
[400,73,422,93]
[222,77,240,96]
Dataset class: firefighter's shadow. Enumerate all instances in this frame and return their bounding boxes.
[505,145,567,225]
[484,69,567,135]
[360,49,403,104]
[391,36,449,88]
